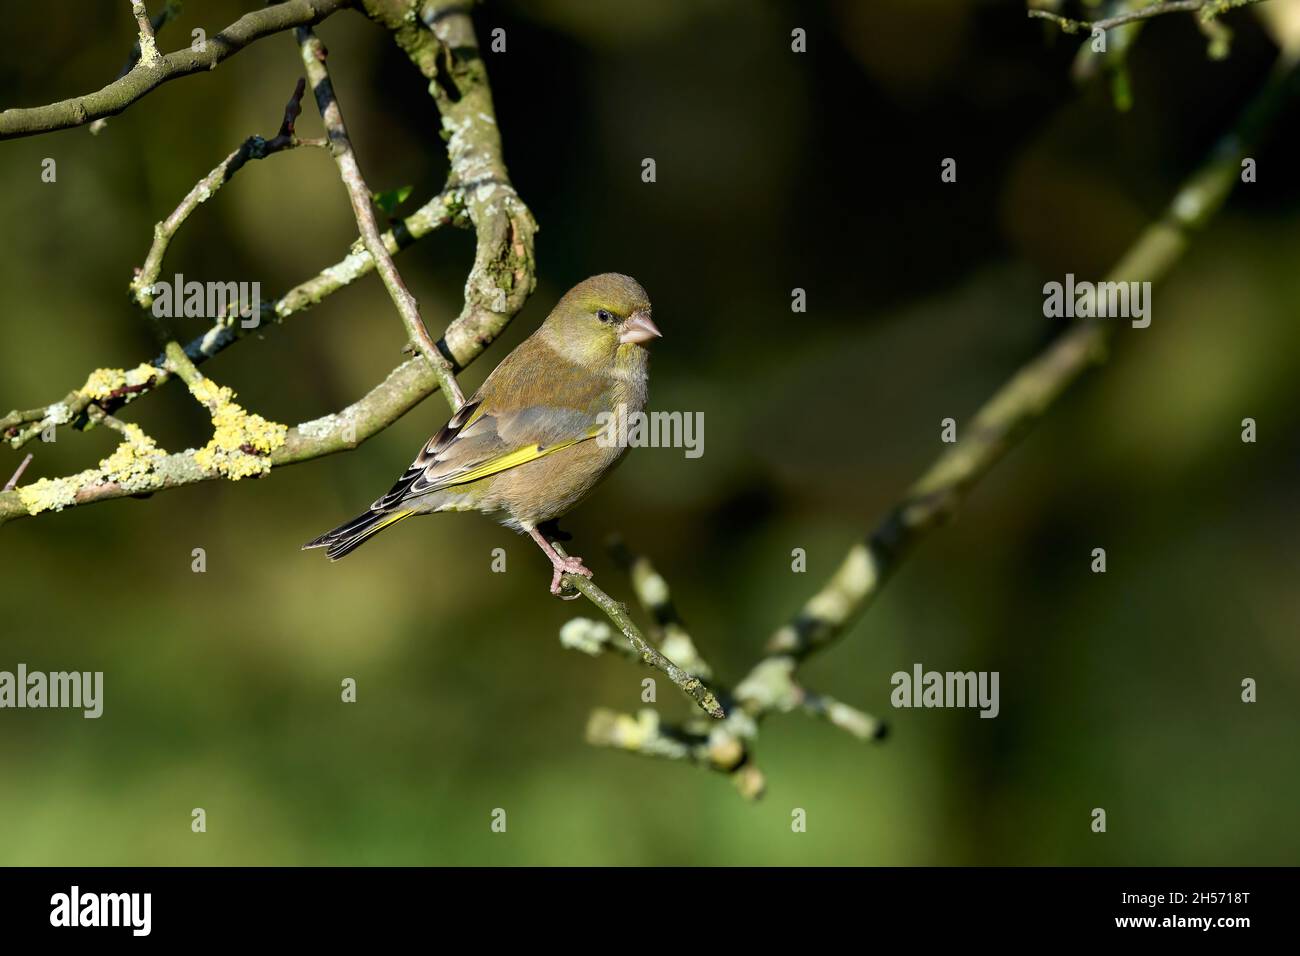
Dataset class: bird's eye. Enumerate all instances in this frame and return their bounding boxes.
[596,309,614,323]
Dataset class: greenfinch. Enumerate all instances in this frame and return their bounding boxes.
[303,273,661,595]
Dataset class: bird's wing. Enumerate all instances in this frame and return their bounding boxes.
[369,395,609,512]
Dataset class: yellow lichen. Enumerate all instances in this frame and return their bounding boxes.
[17,372,285,515]
[17,423,169,514]
[186,377,286,479]
[98,423,167,490]
[79,363,157,401]
[17,469,99,515]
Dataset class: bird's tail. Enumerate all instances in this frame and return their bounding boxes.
[302,507,416,561]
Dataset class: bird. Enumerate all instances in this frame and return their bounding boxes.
[303,273,661,596]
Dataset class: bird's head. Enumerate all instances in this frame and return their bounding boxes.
[543,273,660,368]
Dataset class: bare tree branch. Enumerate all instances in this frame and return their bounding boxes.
[0,0,353,139]
[0,0,722,767]
[1029,0,1267,34]
[366,0,540,370]
[573,54,1300,797]
[128,78,323,313]
[3,454,32,492]
[554,542,725,720]
[608,536,714,679]
[7,0,1289,795]
[90,0,183,134]
[129,0,162,66]
[1,189,465,451]
[0,0,536,525]
[296,26,466,411]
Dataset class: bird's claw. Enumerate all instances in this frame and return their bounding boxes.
[549,554,592,598]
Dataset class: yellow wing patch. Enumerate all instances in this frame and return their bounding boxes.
[441,427,602,487]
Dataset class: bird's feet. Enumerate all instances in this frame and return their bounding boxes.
[526,524,593,599]
[549,553,592,599]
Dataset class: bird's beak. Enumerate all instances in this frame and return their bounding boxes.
[620,310,662,346]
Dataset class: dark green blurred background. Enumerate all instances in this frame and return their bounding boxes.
[1,0,1297,865]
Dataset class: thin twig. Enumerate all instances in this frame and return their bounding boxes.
[129,78,324,311]
[1028,0,1266,33]
[0,0,350,140]
[90,0,181,134]
[607,536,714,678]
[160,340,208,394]
[3,454,32,491]
[130,0,161,66]
[764,53,1299,667]
[85,405,126,432]
[799,688,887,741]
[296,27,467,413]
[554,543,726,720]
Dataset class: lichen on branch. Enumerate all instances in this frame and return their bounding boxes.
[18,419,168,516]
[183,377,287,481]
[0,0,537,527]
